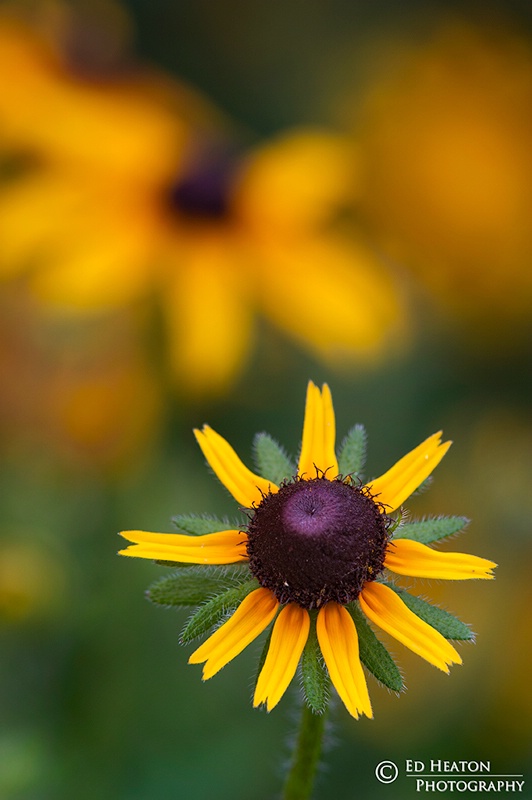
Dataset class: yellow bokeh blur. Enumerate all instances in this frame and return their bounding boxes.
[355,20,532,329]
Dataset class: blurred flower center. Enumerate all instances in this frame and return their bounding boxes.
[168,148,238,220]
[246,477,390,609]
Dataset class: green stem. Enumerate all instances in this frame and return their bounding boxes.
[282,703,327,800]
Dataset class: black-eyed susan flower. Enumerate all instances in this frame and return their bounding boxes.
[0,11,408,397]
[120,382,496,719]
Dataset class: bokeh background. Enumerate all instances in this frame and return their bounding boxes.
[1,1,531,798]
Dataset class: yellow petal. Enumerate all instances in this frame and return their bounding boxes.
[163,235,255,397]
[256,235,409,366]
[234,128,358,234]
[298,381,339,478]
[188,588,279,679]
[316,603,373,719]
[0,169,157,307]
[385,539,497,580]
[254,604,310,711]
[359,582,461,672]
[118,529,248,564]
[194,425,277,508]
[366,432,451,511]
[0,19,185,182]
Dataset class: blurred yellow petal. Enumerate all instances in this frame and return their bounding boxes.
[254,604,310,711]
[163,233,255,396]
[0,170,159,306]
[257,235,408,366]
[298,381,338,477]
[189,587,278,679]
[194,425,277,508]
[366,432,451,512]
[0,171,74,276]
[385,539,497,580]
[0,17,187,182]
[359,582,461,672]
[235,127,358,234]
[119,529,248,564]
[316,603,372,719]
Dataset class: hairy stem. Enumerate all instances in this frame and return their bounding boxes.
[282,702,327,800]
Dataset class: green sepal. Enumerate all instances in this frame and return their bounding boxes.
[253,627,274,692]
[171,514,239,536]
[338,424,367,479]
[348,602,404,692]
[300,615,330,714]
[385,583,474,641]
[386,508,408,537]
[411,477,433,496]
[393,515,470,543]
[253,432,295,485]
[147,566,249,608]
[180,579,259,644]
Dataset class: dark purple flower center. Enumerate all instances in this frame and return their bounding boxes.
[168,147,237,220]
[246,477,390,609]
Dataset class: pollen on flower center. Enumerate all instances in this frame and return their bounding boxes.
[246,477,390,609]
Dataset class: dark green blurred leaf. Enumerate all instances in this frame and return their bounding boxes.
[253,432,295,484]
[394,515,469,543]
[348,602,404,692]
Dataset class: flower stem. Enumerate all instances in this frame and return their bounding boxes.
[282,703,327,800]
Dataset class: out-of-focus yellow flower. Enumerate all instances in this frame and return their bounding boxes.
[355,21,532,330]
[0,11,408,396]
[0,11,198,294]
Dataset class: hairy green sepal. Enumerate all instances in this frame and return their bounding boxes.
[254,627,274,690]
[386,583,473,640]
[253,432,295,484]
[338,424,367,479]
[147,566,249,608]
[348,602,404,692]
[171,514,240,535]
[300,618,329,714]
[394,515,469,543]
[180,579,259,644]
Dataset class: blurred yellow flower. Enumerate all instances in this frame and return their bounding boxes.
[355,21,532,330]
[0,12,408,396]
